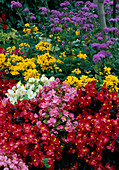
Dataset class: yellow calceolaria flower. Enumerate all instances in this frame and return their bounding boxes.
[64,75,98,89]
[49,34,53,38]
[64,76,79,86]
[23,69,40,81]
[35,41,52,51]
[19,43,30,50]
[0,54,6,68]
[75,31,80,36]
[72,68,81,75]
[99,72,103,75]
[86,71,91,74]
[77,51,87,60]
[102,75,119,92]
[33,25,39,32]
[77,75,98,88]
[25,23,30,27]
[104,66,111,75]
[37,53,58,72]
[6,46,16,53]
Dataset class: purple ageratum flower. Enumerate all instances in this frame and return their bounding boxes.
[93,54,101,63]
[93,52,106,63]
[97,37,103,41]
[89,3,98,9]
[23,8,29,12]
[94,14,98,18]
[30,16,36,20]
[82,35,88,39]
[105,10,112,15]
[106,40,114,46]
[51,28,56,32]
[98,50,111,56]
[81,7,89,11]
[109,1,113,6]
[75,1,83,6]
[109,18,118,22]
[55,27,63,32]
[103,27,110,33]
[39,7,49,15]
[63,7,68,10]
[51,27,63,33]
[39,7,48,12]
[62,17,71,22]
[49,24,55,27]
[60,1,71,7]
[29,12,33,15]
[11,1,22,8]
[109,27,118,32]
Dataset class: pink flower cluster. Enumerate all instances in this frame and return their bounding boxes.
[0,152,28,170]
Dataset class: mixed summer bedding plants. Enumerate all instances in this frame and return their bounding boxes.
[0,0,119,169]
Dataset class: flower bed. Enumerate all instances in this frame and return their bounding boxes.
[0,0,119,169]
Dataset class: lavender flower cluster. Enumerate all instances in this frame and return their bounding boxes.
[11,1,22,8]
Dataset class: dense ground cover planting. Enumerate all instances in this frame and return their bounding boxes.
[0,0,119,169]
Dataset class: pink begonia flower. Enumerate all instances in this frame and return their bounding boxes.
[47,117,56,127]
[61,116,66,122]
[52,95,61,104]
[3,168,9,170]
[63,111,69,117]
[73,121,78,126]
[66,119,71,126]
[69,113,74,120]
[41,102,50,108]
[49,108,58,117]
[36,121,42,128]
[34,113,38,118]
[51,129,58,134]
[39,110,46,117]
[2,98,8,107]
[56,125,63,130]
[19,161,28,169]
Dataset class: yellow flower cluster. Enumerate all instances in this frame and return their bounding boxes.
[0,54,6,69]
[35,41,52,51]
[102,75,119,92]
[37,53,61,72]
[6,46,16,53]
[64,75,98,89]
[23,69,40,81]
[77,51,87,60]
[72,68,81,75]
[19,43,30,50]
[1,53,38,80]
[104,66,111,75]
[75,31,80,36]
[23,23,39,36]
[54,36,60,42]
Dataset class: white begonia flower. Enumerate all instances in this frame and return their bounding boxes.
[27,89,36,99]
[19,85,26,96]
[25,83,31,88]
[6,89,15,97]
[16,88,22,97]
[49,76,55,82]
[30,84,35,90]
[9,96,17,105]
[44,80,50,86]
[16,81,22,88]
[12,86,16,91]
[36,84,43,92]
[36,78,40,83]
[28,77,36,83]
[40,74,48,82]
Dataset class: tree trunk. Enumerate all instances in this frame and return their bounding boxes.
[97,0,108,41]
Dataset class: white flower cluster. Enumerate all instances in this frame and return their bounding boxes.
[6,75,55,104]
